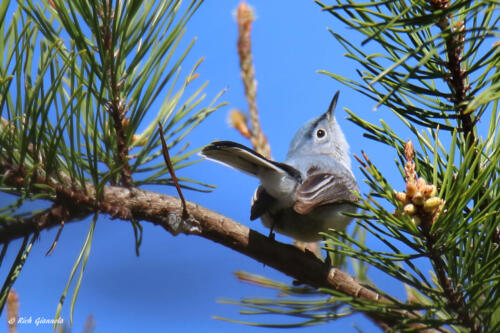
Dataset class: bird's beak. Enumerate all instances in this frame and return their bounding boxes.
[326,90,340,122]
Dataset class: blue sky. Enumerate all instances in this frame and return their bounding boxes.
[0,1,420,332]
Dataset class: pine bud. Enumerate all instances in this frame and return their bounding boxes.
[412,192,425,206]
[404,140,416,183]
[395,191,407,203]
[406,182,417,198]
[421,184,436,198]
[122,117,130,129]
[404,140,414,162]
[424,197,443,213]
[411,216,421,226]
[416,177,427,191]
[404,203,416,215]
[131,134,147,146]
[228,109,251,139]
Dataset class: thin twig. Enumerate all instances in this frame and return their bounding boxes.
[236,1,271,159]
[158,122,188,218]
[45,220,64,256]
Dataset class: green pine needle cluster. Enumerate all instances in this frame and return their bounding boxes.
[0,0,225,323]
[222,0,498,332]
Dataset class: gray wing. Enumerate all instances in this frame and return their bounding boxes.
[293,172,359,215]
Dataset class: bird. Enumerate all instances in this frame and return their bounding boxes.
[201,91,359,242]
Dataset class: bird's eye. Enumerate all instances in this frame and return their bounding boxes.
[316,129,326,138]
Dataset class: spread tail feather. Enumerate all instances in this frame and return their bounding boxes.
[200,141,284,178]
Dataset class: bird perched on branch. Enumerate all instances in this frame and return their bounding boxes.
[201,91,359,242]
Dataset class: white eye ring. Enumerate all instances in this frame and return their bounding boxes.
[316,128,326,139]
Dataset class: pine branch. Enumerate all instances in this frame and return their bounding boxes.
[100,1,133,187]
[0,154,441,332]
[428,0,493,238]
[0,205,76,245]
[428,0,475,142]
[402,140,478,331]
[422,225,479,333]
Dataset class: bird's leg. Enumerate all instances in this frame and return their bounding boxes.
[268,222,276,241]
[323,237,333,267]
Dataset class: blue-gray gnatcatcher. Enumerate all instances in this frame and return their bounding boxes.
[201,91,359,241]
